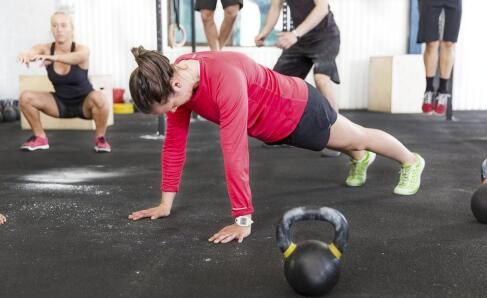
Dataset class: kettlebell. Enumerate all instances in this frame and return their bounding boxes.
[1,100,17,122]
[276,207,349,296]
[12,99,20,120]
[471,184,487,224]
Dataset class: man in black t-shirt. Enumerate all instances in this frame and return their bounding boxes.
[255,0,341,157]
[418,0,462,115]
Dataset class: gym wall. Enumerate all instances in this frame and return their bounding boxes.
[1,0,486,110]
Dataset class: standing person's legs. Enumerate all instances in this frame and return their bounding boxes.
[200,9,220,51]
[218,1,242,49]
[312,33,341,111]
[417,2,443,113]
[434,4,462,115]
[195,0,219,50]
[424,41,440,79]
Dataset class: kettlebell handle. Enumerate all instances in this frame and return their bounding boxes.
[276,207,349,258]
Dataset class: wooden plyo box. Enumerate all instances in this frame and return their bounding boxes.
[19,75,114,130]
[368,55,425,114]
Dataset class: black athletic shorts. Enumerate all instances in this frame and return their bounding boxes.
[268,83,338,151]
[417,0,462,43]
[52,92,91,119]
[273,34,340,84]
[194,0,243,11]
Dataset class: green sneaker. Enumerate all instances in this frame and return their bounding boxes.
[393,153,425,195]
[346,151,376,187]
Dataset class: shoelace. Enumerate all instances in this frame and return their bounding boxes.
[26,135,37,142]
[97,137,106,144]
[424,92,434,104]
[436,94,450,105]
[349,158,366,177]
[398,165,417,186]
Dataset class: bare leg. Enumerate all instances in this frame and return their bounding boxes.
[200,9,220,51]
[82,90,109,137]
[19,91,60,137]
[439,41,456,79]
[424,41,440,77]
[327,114,417,164]
[0,213,6,224]
[314,73,338,111]
[218,4,240,49]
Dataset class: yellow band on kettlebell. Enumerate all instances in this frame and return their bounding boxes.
[328,243,342,259]
[283,243,297,258]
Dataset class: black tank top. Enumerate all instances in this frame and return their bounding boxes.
[286,0,339,42]
[46,42,93,100]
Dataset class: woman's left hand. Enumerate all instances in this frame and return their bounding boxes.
[276,31,298,49]
[208,223,251,244]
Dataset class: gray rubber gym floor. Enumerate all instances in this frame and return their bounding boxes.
[1,111,486,298]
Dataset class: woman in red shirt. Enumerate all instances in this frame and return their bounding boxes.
[127,47,425,244]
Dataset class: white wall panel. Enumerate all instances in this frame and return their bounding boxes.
[0,0,54,98]
[453,0,487,110]
[67,0,156,100]
[331,0,409,109]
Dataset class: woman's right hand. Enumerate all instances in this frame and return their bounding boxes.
[128,204,171,221]
[16,53,32,67]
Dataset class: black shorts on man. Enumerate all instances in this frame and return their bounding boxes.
[194,0,243,11]
[417,0,462,43]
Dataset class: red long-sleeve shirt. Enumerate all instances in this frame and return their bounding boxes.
[161,51,308,217]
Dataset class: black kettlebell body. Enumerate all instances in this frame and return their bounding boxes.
[284,240,340,296]
[277,207,349,296]
[471,185,487,224]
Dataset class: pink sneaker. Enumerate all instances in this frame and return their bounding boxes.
[20,135,49,151]
[94,136,111,153]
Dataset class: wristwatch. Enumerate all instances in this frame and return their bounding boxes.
[292,29,301,39]
[235,215,254,227]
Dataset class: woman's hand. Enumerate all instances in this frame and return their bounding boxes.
[208,224,251,244]
[128,204,171,221]
[0,214,6,225]
[17,53,33,67]
[31,54,55,67]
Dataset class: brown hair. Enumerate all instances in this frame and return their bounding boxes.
[129,46,174,113]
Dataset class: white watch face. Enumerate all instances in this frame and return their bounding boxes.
[236,216,253,226]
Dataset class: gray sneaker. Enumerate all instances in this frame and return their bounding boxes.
[481,159,487,182]
[434,92,450,115]
[320,148,341,158]
[421,91,436,114]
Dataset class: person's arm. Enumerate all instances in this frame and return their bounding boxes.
[255,0,284,46]
[128,107,192,221]
[277,0,330,49]
[17,44,49,67]
[31,44,90,66]
[207,67,254,244]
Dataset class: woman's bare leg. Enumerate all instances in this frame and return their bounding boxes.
[327,114,417,164]
[19,91,59,137]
